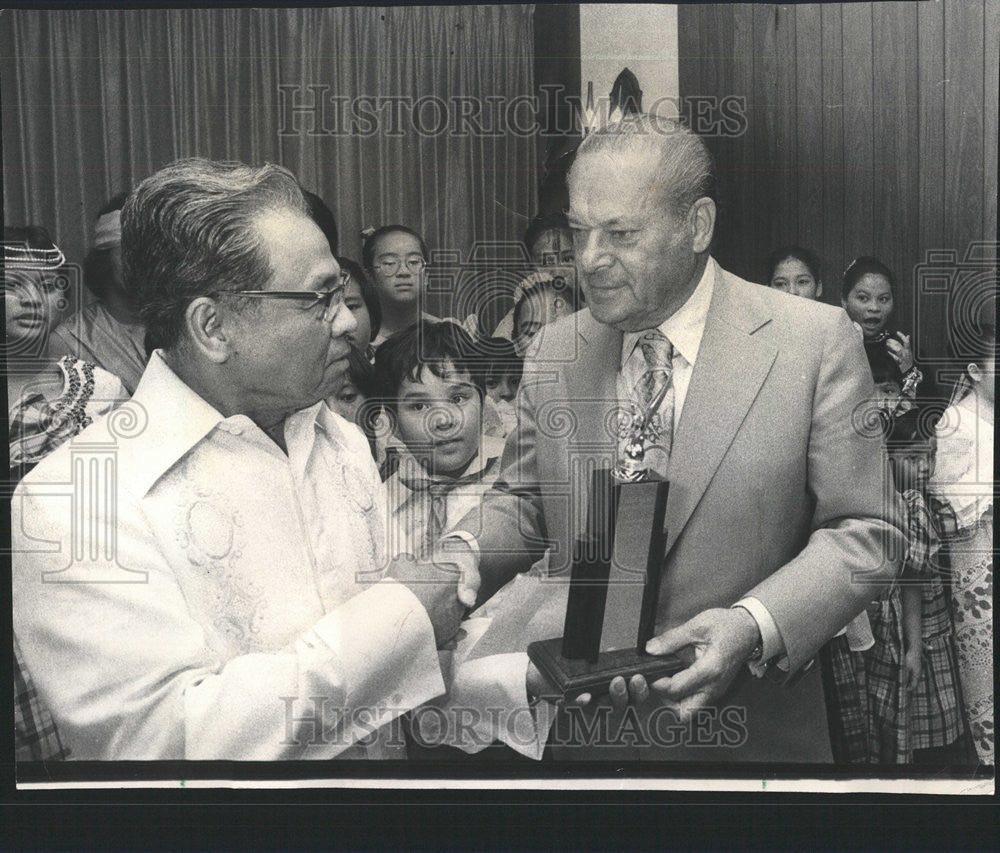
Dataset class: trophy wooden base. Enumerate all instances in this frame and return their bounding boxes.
[527,636,686,702]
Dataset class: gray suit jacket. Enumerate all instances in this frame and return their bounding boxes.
[458,262,904,761]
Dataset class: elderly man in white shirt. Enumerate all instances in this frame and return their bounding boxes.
[11,159,480,761]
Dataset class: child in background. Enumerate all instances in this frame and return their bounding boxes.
[327,346,380,463]
[841,256,922,402]
[362,225,439,349]
[492,211,577,340]
[512,275,581,358]
[765,245,823,300]
[374,321,506,561]
[478,336,523,437]
[866,408,967,764]
[929,323,995,766]
[338,257,381,361]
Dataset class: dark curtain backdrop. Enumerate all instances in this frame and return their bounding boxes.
[677,1,998,370]
[1,6,537,315]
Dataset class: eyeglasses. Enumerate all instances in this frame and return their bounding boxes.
[374,255,426,276]
[221,270,351,322]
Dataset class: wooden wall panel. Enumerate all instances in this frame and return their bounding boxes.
[985,0,999,243]
[820,3,846,300]
[841,3,876,265]
[795,3,824,258]
[916,0,947,364]
[676,0,998,361]
[873,2,920,337]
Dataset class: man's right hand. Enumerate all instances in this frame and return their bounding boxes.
[387,553,468,648]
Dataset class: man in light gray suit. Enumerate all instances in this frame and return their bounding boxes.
[449,115,904,762]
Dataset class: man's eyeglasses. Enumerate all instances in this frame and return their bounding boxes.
[220,270,351,322]
[374,255,426,276]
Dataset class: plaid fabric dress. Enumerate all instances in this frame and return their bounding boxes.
[866,490,965,763]
[14,636,69,762]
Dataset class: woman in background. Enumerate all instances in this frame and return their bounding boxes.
[5,226,128,479]
[47,194,147,394]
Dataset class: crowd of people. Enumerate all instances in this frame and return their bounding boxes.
[5,114,993,768]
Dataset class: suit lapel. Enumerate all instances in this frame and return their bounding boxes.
[564,312,622,449]
[664,268,778,555]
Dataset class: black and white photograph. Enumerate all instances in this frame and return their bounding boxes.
[2,1,996,796]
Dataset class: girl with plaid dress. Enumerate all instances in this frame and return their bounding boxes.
[929,324,994,766]
[866,409,967,764]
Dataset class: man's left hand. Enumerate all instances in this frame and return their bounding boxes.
[429,538,481,609]
[640,607,760,719]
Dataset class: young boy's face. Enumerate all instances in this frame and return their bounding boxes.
[395,362,482,476]
[485,370,520,403]
[889,436,936,494]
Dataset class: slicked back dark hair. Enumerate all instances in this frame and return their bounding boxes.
[373,320,485,413]
[122,158,309,353]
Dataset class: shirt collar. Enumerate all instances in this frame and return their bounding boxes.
[121,351,332,496]
[621,256,716,368]
[119,351,231,496]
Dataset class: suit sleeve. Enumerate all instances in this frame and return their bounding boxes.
[451,365,552,603]
[745,309,906,672]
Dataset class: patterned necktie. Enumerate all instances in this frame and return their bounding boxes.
[636,330,675,414]
[631,330,676,474]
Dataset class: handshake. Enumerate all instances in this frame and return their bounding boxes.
[386,541,763,719]
[386,540,480,648]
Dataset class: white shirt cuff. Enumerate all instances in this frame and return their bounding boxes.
[732,596,788,673]
[310,579,445,741]
[439,531,480,563]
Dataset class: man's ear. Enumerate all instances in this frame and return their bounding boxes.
[184,296,231,364]
[688,197,716,254]
[968,362,983,383]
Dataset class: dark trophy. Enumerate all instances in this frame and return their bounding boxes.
[527,464,684,701]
